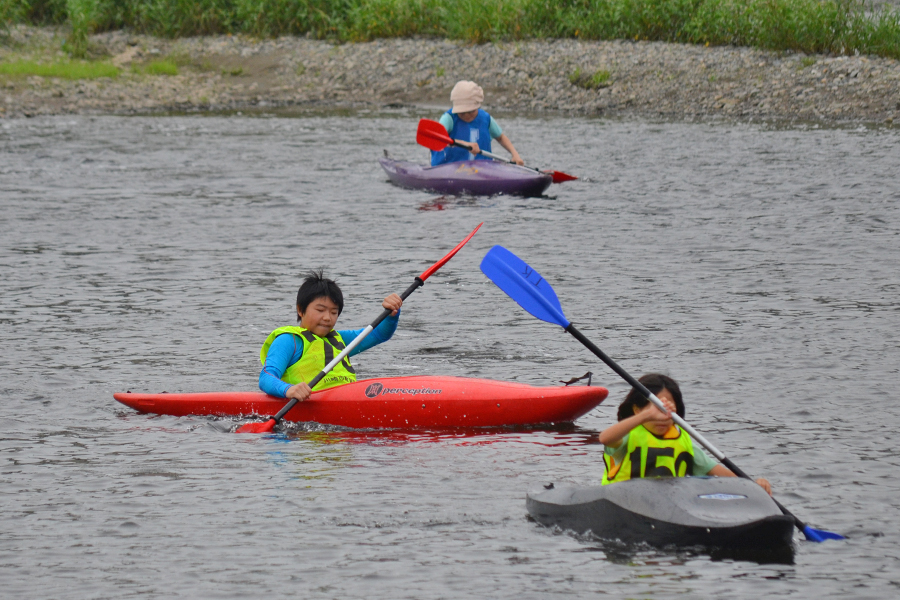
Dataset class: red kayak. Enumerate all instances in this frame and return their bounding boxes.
[114,376,608,429]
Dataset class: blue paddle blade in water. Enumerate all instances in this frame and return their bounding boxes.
[480,246,571,328]
[802,525,846,542]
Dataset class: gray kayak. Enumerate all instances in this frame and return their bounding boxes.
[527,477,795,551]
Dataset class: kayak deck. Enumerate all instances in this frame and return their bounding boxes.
[114,376,608,429]
[527,477,795,552]
[379,156,552,197]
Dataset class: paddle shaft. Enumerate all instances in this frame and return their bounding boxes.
[267,279,423,425]
[448,139,546,175]
[564,322,811,532]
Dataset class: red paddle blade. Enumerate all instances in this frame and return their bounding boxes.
[419,222,482,282]
[416,119,453,151]
[235,418,277,434]
[549,171,578,183]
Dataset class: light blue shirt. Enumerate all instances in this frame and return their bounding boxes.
[439,112,503,139]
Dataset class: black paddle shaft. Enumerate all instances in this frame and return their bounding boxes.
[563,322,810,531]
[268,278,425,425]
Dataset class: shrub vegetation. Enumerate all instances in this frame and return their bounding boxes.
[3,0,898,60]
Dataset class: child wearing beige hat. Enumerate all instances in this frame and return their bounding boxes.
[431,81,524,167]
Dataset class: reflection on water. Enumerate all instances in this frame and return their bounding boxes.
[583,535,797,566]
[417,194,494,211]
[570,535,796,566]
[267,432,355,482]
[281,424,600,449]
[1,113,899,598]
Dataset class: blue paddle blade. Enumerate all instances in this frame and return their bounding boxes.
[480,246,571,328]
[802,525,846,542]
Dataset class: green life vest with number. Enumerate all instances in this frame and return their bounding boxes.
[260,326,357,391]
[602,424,695,485]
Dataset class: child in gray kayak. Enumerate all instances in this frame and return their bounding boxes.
[599,373,772,494]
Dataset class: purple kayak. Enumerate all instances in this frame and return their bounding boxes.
[379,157,552,197]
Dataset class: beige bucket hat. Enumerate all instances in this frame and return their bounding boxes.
[450,81,484,113]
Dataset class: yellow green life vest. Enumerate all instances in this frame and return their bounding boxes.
[260,326,357,391]
[602,424,695,485]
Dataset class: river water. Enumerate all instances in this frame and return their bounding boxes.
[1,112,899,598]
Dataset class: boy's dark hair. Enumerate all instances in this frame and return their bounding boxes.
[296,269,344,321]
[616,373,685,421]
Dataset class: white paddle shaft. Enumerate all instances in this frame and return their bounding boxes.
[645,392,727,462]
[477,148,506,162]
[320,324,373,376]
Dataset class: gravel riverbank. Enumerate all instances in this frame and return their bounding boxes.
[2,26,899,124]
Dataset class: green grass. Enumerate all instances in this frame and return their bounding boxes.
[5,0,900,59]
[569,67,611,90]
[592,70,611,87]
[131,59,180,75]
[0,59,119,79]
[143,59,179,75]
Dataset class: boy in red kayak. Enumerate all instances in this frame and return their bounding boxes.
[258,271,402,402]
[599,373,772,494]
[431,80,524,167]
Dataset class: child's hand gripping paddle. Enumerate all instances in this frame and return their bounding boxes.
[234,223,482,434]
[479,245,844,543]
[416,119,578,184]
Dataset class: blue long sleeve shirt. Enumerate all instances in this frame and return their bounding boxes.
[258,312,400,398]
